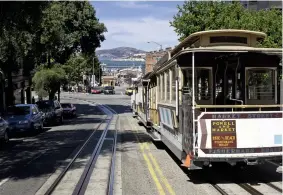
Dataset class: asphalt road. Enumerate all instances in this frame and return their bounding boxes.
[0,97,105,195]
[0,88,282,195]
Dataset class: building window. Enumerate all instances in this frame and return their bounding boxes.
[210,36,248,44]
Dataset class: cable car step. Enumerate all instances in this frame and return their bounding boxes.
[147,129,161,141]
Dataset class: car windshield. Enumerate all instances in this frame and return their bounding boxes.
[7,106,30,116]
[36,101,53,111]
[61,103,72,108]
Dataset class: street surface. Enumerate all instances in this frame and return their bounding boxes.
[0,86,282,195]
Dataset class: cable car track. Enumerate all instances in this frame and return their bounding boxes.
[210,180,282,195]
[43,98,118,195]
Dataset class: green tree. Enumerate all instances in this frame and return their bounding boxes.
[0,1,106,105]
[170,1,282,48]
[63,54,101,88]
[32,65,66,100]
[40,1,107,66]
[0,2,48,105]
[63,55,87,88]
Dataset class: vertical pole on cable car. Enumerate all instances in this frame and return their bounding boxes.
[192,52,196,156]
[280,60,283,111]
[176,65,179,117]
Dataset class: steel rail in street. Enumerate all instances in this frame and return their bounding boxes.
[207,165,282,195]
[72,111,114,195]
[84,101,120,195]
[105,104,119,195]
[43,97,117,195]
[43,114,109,195]
[57,96,120,195]
[265,182,282,193]
[238,183,264,195]
[209,182,229,195]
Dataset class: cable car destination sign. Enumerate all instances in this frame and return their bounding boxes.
[211,120,237,148]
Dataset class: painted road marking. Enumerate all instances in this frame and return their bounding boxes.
[130,119,175,195]
[143,143,176,195]
[129,120,165,195]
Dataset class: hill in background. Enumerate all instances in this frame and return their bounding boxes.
[96,47,146,59]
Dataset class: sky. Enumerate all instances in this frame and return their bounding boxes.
[90,1,184,52]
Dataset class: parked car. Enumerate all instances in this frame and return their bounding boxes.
[36,100,64,125]
[0,116,9,144]
[61,103,76,118]
[4,104,43,136]
[103,86,115,94]
[91,87,102,94]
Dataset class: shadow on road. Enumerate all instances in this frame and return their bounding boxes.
[0,101,148,190]
[103,104,132,114]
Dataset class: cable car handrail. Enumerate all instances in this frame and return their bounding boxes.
[195,104,283,108]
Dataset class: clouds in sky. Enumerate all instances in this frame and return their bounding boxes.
[91,1,183,51]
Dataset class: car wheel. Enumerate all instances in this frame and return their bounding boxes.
[29,123,36,136]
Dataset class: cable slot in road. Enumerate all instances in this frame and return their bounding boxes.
[43,96,119,195]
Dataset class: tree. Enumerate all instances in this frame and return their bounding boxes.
[63,55,87,88]
[40,1,107,66]
[0,2,48,105]
[170,1,282,48]
[0,1,106,106]
[32,65,66,100]
[62,54,101,88]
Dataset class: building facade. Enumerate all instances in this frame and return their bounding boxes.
[145,47,172,74]
[0,68,32,113]
[101,75,116,87]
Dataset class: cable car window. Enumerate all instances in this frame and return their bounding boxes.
[171,68,176,101]
[195,69,211,101]
[247,69,275,100]
[183,68,192,95]
[166,70,170,101]
[158,76,161,100]
[161,74,164,100]
[210,36,247,44]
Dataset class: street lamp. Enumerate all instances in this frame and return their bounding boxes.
[147,41,162,50]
